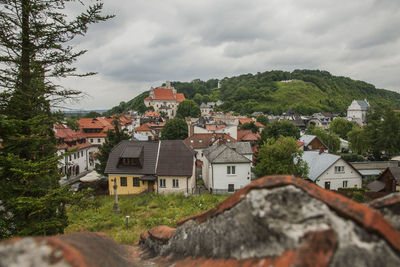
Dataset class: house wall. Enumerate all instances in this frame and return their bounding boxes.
[315,158,362,190]
[157,176,190,194]
[108,175,148,195]
[144,99,178,118]
[307,138,326,151]
[211,163,251,191]
[193,125,237,140]
[58,147,91,178]
[86,137,105,146]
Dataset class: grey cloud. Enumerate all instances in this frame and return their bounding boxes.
[60,0,400,109]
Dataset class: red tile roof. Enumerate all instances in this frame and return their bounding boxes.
[77,117,114,138]
[238,118,253,125]
[237,130,260,141]
[145,88,185,102]
[55,124,92,151]
[176,93,185,102]
[145,111,160,117]
[153,88,175,100]
[239,118,264,128]
[135,123,152,132]
[255,121,265,128]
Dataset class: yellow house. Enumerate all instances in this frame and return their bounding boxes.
[105,140,195,195]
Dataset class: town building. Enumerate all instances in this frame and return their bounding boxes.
[77,117,113,146]
[366,167,400,192]
[202,142,253,193]
[347,99,370,126]
[301,151,362,190]
[55,124,94,178]
[144,81,185,118]
[299,134,327,152]
[105,140,195,195]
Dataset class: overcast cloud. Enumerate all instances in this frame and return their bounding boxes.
[61,0,400,110]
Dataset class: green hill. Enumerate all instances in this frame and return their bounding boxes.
[105,70,400,116]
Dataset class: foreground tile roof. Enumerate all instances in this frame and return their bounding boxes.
[3,176,400,266]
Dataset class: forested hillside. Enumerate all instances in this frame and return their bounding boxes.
[106,70,400,115]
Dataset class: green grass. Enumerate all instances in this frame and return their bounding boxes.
[65,193,228,245]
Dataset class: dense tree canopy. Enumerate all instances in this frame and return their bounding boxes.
[240,121,259,133]
[256,114,269,126]
[160,118,188,140]
[329,117,355,140]
[306,126,340,153]
[0,0,112,238]
[84,111,101,118]
[255,136,308,178]
[176,100,201,118]
[105,70,400,116]
[347,108,400,159]
[259,120,300,145]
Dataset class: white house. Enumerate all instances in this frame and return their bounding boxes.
[55,124,94,179]
[200,103,213,116]
[347,99,370,126]
[143,81,185,118]
[301,151,362,190]
[202,142,252,193]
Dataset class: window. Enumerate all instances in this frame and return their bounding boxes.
[120,177,127,187]
[173,179,179,188]
[90,138,93,143]
[228,184,235,192]
[133,178,140,187]
[324,181,331,190]
[343,181,348,188]
[81,151,84,157]
[160,179,166,188]
[69,155,71,161]
[73,153,76,160]
[98,139,101,143]
[334,166,344,173]
[227,166,236,174]
[77,152,80,158]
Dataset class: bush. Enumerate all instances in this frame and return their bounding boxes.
[352,192,366,203]
[341,153,365,162]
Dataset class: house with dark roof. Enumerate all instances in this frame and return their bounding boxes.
[301,151,362,190]
[105,140,195,195]
[299,134,327,152]
[143,81,185,118]
[202,142,253,193]
[367,167,400,192]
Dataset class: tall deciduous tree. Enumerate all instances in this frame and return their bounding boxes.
[176,100,201,118]
[255,136,308,178]
[329,117,354,140]
[160,118,188,140]
[306,126,340,153]
[95,117,130,176]
[0,0,112,238]
[240,121,259,133]
[259,120,300,146]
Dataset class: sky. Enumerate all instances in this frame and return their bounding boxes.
[61,0,400,110]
